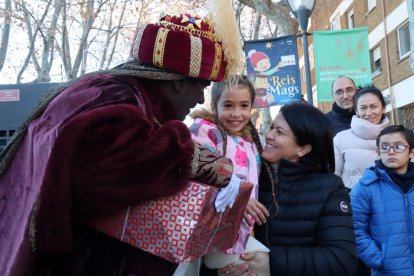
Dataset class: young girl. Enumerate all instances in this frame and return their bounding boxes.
[189,76,269,272]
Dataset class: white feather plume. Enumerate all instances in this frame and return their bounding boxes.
[206,0,245,78]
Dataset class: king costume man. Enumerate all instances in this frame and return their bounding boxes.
[0,1,247,275]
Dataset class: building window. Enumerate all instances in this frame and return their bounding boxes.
[348,9,354,29]
[330,14,340,30]
[371,46,381,77]
[398,21,410,59]
[368,0,376,12]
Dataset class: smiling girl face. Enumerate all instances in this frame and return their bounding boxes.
[216,85,252,135]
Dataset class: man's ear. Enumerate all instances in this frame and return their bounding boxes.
[173,80,183,93]
[298,144,312,158]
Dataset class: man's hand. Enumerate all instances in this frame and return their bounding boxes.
[215,174,241,212]
[190,142,233,187]
[217,252,270,276]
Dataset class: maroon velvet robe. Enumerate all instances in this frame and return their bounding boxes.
[0,74,195,275]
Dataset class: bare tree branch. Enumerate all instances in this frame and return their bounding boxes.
[38,0,63,82]
[266,17,277,37]
[60,0,73,79]
[253,12,261,40]
[16,0,51,83]
[237,0,297,36]
[71,0,109,78]
[97,0,116,70]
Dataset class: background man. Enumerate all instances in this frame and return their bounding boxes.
[326,76,357,136]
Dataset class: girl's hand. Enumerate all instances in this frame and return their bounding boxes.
[243,198,269,227]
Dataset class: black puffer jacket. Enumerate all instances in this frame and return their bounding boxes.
[255,159,357,276]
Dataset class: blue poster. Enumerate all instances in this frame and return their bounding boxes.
[245,35,302,108]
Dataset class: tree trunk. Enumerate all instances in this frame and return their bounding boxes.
[259,107,272,145]
[0,0,12,72]
[16,0,51,83]
[106,0,128,69]
[60,0,74,79]
[238,0,298,36]
[253,13,261,40]
[38,0,63,82]
[98,0,116,70]
[71,0,107,78]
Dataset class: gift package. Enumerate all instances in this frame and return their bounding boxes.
[88,181,253,263]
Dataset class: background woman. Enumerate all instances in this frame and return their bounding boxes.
[334,85,390,190]
[219,102,357,276]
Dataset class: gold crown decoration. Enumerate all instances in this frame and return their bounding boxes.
[157,14,217,41]
[130,0,245,82]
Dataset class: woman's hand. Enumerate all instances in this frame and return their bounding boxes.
[243,198,269,227]
[217,252,270,276]
[217,259,252,276]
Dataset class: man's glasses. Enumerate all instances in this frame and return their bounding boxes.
[377,144,411,153]
[334,87,355,97]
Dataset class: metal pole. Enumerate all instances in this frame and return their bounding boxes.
[381,0,397,124]
[301,32,313,105]
[296,8,313,105]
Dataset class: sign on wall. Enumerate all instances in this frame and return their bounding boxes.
[313,27,372,102]
[245,35,302,108]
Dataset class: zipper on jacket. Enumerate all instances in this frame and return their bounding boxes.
[404,194,414,270]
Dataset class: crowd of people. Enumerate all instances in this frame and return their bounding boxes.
[0,2,413,276]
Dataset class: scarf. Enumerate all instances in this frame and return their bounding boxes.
[332,102,355,119]
[376,160,414,193]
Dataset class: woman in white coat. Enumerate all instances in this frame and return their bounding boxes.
[334,85,390,190]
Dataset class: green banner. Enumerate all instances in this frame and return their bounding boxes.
[314,28,372,102]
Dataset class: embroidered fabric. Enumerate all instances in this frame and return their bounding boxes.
[190,142,233,187]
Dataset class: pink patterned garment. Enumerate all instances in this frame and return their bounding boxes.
[189,118,261,254]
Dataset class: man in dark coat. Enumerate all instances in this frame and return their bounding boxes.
[0,5,245,276]
[326,78,371,276]
[325,76,356,136]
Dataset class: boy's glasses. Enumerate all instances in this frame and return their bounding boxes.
[334,87,355,97]
[377,144,411,153]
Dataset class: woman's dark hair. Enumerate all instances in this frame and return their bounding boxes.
[280,102,335,173]
[353,84,386,109]
[376,124,414,148]
[210,75,256,111]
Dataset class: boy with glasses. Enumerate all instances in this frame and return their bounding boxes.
[351,125,414,275]
[326,76,356,136]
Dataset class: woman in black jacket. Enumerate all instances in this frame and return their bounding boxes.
[219,102,357,276]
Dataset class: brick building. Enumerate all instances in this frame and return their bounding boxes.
[300,0,414,129]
